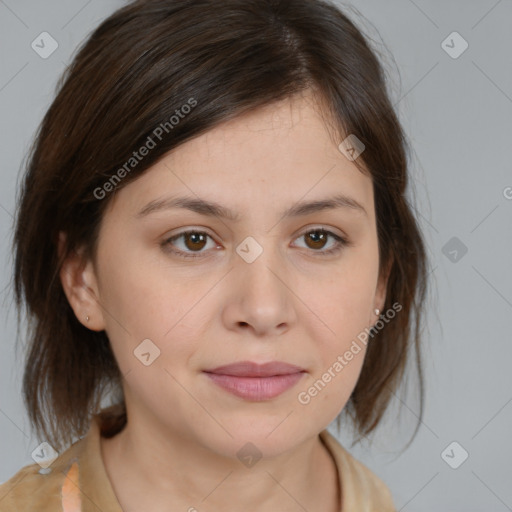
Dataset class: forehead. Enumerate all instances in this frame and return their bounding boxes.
[105,92,375,223]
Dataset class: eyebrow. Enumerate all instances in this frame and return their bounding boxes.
[136,193,367,221]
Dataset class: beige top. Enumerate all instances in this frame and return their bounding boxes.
[0,413,396,511]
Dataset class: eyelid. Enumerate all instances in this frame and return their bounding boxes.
[292,224,348,242]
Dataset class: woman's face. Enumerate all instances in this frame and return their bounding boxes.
[70,91,387,456]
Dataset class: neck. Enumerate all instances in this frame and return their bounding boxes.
[100,414,340,512]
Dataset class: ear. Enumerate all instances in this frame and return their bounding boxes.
[58,231,106,331]
[374,255,393,316]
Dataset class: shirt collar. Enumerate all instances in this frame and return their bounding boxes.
[319,428,395,510]
[74,413,123,512]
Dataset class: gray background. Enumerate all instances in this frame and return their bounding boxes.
[1,1,511,510]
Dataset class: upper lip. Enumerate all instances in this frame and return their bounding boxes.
[203,361,306,377]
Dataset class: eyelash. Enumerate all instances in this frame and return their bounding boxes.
[161,228,351,259]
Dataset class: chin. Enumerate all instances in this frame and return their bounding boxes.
[198,416,314,460]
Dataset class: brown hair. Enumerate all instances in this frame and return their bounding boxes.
[13,0,428,452]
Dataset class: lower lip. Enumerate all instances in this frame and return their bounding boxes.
[204,372,305,401]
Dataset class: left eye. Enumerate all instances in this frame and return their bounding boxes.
[293,228,349,255]
[162,228,349,259]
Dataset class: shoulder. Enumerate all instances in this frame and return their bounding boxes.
[319,429,396,511]
[0,463,61,511]
[340,446,396,507]
[0,408,126,512]
[0,441,84,512]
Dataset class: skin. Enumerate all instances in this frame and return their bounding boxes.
[60,90,388,512]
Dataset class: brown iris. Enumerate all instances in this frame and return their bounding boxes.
[304,229,328,250]
[183,231,208,251]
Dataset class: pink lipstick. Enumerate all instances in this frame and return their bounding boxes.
[203,361,306,401]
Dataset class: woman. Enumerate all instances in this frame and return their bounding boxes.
[0,0,428,510]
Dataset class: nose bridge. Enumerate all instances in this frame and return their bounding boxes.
[235,233,285,296]
[229,232,294,331]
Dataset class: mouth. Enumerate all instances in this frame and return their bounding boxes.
[202,360,306,401]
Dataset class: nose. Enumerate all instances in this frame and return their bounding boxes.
[221,242,297,338]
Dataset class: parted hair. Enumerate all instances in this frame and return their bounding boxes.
[12,0,429,452]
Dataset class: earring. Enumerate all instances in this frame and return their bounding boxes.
[374,308,380,316]
[86,315,90,322]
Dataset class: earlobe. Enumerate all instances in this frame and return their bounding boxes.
[375,256,393,315]
[58,231,106,331]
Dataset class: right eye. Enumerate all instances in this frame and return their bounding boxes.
[161,230,219,259]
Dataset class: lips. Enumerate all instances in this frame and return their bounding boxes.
[203,360,305,377]
[202,361,306,400]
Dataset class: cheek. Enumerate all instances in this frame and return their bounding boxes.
[295,333,368,430]
[95,248,213,374]
[300,261,378,344]
[293,252,377,415]
[297,309,370,425]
